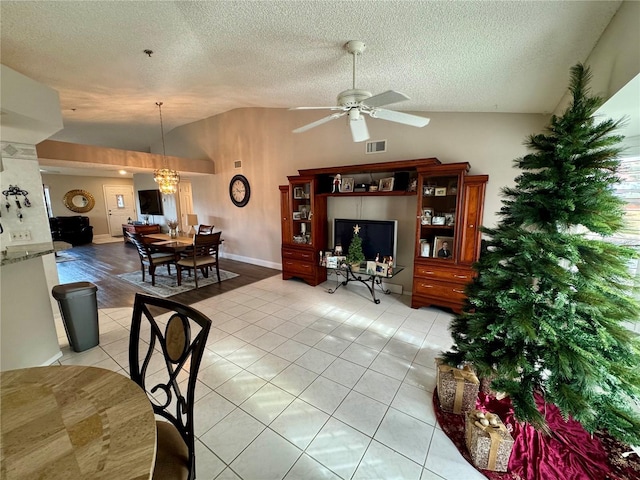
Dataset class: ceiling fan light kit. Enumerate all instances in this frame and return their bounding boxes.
[292,40,430,142]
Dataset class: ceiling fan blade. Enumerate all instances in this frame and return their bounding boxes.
[370,108,430,127]
[350,115,370,142]
[292,112,346,133]
[361,90,410,108]
[289,106,346,111]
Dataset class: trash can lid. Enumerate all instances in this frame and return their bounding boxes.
[52,282,98,299]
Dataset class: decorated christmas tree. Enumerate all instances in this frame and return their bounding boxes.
[346,224,366,266]
[443,64,640,446]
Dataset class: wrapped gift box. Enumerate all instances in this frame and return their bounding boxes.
[466,410,514,472]
[436,360,479,414]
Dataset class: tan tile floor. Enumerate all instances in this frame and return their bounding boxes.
[55,276,487,480]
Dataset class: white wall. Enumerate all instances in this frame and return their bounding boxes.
[42,174,134,235]
[1,143,62,370]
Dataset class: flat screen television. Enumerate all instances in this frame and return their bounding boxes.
[333,219,397,264]
[138,189,163,215]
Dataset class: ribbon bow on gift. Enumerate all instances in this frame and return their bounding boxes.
[438,364,479,413]
[468,410,510,471]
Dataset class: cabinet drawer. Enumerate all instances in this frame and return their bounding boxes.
[282,248,315,262]
[414,265,473,283]
[283,259,314,276]
[413,280,467,301]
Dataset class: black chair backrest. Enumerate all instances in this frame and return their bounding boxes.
[129,293,212,476]
[191,231,221,258]
[197,224,214,234]
[126,231,150,257]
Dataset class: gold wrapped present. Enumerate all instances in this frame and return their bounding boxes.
[436,360,479,414]
[465,410,514,472]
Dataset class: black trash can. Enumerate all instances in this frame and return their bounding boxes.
[52,282,99,352]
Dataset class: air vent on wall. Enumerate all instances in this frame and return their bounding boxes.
[366,140,387,154]
[234,160,242,168]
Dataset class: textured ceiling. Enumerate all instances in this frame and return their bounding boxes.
[0,1,623,154]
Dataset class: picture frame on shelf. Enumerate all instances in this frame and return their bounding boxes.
[379,177,395,192]
[420,240,431,257]
[421,208,434,225]
[375,262,389,276]
[447,179,458,195]
[423,184,436,196]
[293,186,304,199]
[435,187,447,196]
[292,212,302,220]
[299,205,309,219]
[444,212,455,226]
[431,216,446,226]
[433,236,454,259]
[341,177,355,193]
[369,185,379,192]
[326,256,338,268]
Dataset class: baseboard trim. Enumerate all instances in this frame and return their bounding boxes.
[221,252,282,270]
[42,351,63,365]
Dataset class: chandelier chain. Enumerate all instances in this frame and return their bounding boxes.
[153,101,180,195]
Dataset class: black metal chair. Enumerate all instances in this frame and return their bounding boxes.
[126,231,175,286]
[129,293,212,480]
[176,232,221,288]
[197,224,214,234]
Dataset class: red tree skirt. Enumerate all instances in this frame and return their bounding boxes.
[432,389,640,480]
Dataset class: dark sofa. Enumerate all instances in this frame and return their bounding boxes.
[49,216,94,246]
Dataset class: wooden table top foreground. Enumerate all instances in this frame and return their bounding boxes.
[1,365,156,480]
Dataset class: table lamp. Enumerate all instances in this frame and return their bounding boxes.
[186,214,198,237]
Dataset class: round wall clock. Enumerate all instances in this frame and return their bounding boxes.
[229,174,250,207]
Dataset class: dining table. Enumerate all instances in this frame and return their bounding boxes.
[144,232,224,254]
[0,365,157,480]
[144,233,195,253]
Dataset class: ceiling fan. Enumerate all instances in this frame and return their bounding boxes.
[291,40,430,142]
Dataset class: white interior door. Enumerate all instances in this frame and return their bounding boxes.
[103,185,136,236]
[178,182,194,233]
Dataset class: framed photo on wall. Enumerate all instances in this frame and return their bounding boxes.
[433,236,454,259]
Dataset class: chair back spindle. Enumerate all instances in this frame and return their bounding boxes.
[129,293,212,480]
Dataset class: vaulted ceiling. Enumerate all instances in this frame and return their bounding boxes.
[0,1,624,155]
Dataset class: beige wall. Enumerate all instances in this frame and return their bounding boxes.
[42,174,134,236]
[184,109,549,290]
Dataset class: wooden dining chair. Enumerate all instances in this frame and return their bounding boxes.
[176,232,221,288]
[129,293,211,480]
[197,224,214,234]
[126,232,176,286]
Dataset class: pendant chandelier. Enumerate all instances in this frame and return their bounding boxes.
[153,101,180,195]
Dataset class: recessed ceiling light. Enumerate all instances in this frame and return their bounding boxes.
[119,170,128,175]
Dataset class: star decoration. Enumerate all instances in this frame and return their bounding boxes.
[353,224,361,235]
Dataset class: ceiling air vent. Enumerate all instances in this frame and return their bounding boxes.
[234,160,242,168]
[365,140,387,154]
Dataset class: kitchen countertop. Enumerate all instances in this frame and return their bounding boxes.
[1,242,55,266]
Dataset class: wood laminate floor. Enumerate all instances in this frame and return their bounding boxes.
[55,241,281,309]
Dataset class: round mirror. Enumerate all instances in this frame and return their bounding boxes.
[63,189,95,213]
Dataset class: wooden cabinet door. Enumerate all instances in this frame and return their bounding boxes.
[458,175,488,265]
[279,185,291,245]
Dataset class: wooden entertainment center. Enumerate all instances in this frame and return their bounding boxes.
[279,158,488,313]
